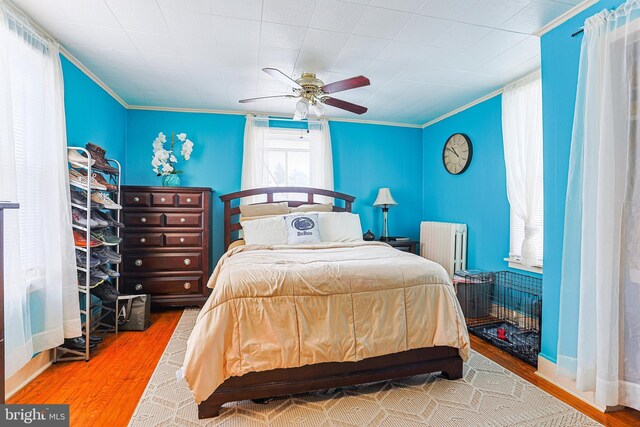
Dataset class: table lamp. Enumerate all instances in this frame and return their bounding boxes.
[373,188,397,241]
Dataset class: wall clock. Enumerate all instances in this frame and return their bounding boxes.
[442,133,473,175]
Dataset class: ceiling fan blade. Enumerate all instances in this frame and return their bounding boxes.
[321,75,370,94]
[322,97,368,115]
[262,68,303,89]
[239,95,296,103]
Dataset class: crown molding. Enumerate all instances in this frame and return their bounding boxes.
[534,0,598,37]
[420,89,503,128]
[127,105,422,128]
[59,47,128,109]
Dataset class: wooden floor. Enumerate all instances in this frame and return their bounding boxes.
[9,310,640,427]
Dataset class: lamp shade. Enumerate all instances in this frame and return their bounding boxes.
[373,188,397,207]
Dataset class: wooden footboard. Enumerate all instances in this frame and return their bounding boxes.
[198,346,463,419]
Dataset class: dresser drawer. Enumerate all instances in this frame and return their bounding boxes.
[151,192,176,207]
[164,233,202,247]
[124,252,201,272]
[123,276,202,295]
[123,192,150,207]
[164,212,202,227]
[124,212,163,227]
[177,193,202,207]
[124,233,163,248]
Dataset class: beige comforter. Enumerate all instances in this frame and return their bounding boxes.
[183,241,470,403]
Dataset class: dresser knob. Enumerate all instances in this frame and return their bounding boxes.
[179,237,185,243]
[160,197,166,202]
[140,237,146,243]
[186,198,192,203]
[184,282,191,289]
[135,259,143,266]
[184,258,191,266]
[180,217,186,223]
[140,217,146,223]
[134,197,140,202]
[135,283,143,291]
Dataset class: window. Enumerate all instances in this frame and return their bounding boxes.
[502,75,544,273]
[241,116,333,202]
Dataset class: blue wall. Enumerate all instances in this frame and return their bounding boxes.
[61,56,127,178]
[422,96,511,272]
[125,111,423,261]
[539,0,625,363]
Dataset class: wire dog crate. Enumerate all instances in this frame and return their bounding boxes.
[454,271,542,366]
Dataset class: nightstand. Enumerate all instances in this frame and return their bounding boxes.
[383,239,419,254]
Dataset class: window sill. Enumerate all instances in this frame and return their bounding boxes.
[504,257,543,274]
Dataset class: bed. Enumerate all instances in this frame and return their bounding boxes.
[183,187,470,418]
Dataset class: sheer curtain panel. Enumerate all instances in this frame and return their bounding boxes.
[557,0,640,410]
[501,74,544,266]
[0,3,80,378]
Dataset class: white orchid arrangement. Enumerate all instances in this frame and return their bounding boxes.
[151,131,194,176]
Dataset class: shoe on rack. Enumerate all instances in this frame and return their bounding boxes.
[72,207,99,228]
[95,247,121,264]
[73,230,102,248]
[91,192,121,210]
[92,172,117,192]
[77,271,104,287]
[97,264,120,278]
[89,335,103,344]
[89,210,109,227]
[91,281,119,302]
[86,142,118,175]
[91,229,121,246]
[69,169,89,188]
[90,267,109,280]
[68,149,95,168]
[94,210,124,228]
[74,169,107,190]
[62,337,97,351]
[75,249,101,268]
[70,190,100,208]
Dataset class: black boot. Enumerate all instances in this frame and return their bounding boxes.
[62,337,96,351]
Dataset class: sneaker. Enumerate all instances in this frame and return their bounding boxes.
[86,143,118,175]
[93,210,124,228]
[91,192,121,210]
[69,169,89,188]
[78,271,103,287]
[97,265,120,278]
[92,249,110,265]
[62,337,97,351]
[92,172,117,192]
[68,149,95,168]
[73,230,102,248]
[90,268,109,280]
[72,207,99,228]
[76,169,107,191]
[89,210,109,227]
[91,229,121,246]
[76,249,100,268]
[70,190,101,208]
[91,282,119,302]
[94,247,121,264]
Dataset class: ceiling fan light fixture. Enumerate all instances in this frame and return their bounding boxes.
[311,101,326,117]
[293,98,309,120]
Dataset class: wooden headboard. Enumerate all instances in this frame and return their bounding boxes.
[219,186,356,250]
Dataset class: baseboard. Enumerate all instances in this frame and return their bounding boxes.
[535,355,624,413]
[5,350,53,400]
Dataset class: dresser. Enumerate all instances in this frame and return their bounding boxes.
[120,186,212,307]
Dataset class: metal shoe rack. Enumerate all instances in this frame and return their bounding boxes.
[54,146,122,362]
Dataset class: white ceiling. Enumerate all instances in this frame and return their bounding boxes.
[14,0,583,125]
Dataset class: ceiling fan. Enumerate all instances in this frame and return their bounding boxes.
[239,68,371,120]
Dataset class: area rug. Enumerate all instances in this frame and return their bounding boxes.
[128,309,600,426]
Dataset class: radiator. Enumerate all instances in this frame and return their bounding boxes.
[420,221,467,278]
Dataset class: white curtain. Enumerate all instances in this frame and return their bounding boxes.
[502,74,544,266]
[241,115,334,203]
[557,0,640,410]
[0,2,81,378]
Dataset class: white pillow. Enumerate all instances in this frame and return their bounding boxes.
[318,212,364,242]
[284,213,322,244]
[241,215,287,245]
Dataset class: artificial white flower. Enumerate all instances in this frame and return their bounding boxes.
[170,154,177,163]
[162,163,174,173]
[177,133,187,142]
[151,157,161,167]
[158,132,167,143]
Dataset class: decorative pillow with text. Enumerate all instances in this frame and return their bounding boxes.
[284,213,321,244]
